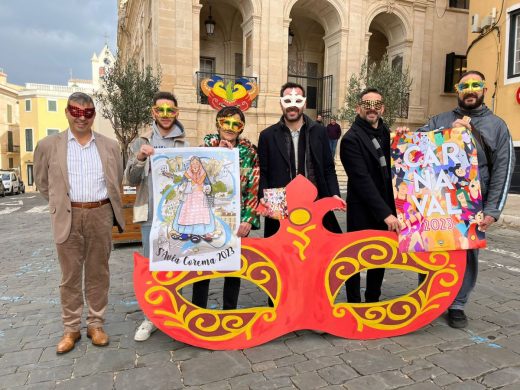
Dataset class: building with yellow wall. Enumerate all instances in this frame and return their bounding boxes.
[0,70,22,172]
[466,0,520,192]
[12,44,118,191]
[18,83,93,191]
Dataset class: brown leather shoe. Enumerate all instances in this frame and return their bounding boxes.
[87,327,109,346]
[56,331,81,354]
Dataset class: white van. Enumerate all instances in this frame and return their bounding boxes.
[1,171,20,195]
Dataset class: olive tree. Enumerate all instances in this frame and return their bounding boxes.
[94,58,161,168]
[338,54,412,128]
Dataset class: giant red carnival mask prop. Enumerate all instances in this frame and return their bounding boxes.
[134,176,466,350]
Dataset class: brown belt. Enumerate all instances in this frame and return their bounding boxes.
[70,199,110,209]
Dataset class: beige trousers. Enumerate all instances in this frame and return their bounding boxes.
[56,203,113,332]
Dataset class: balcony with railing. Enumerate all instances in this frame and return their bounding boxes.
[195,71,258,108]
[0,144,20,154]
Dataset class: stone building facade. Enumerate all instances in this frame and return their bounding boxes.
[117,0,469,146]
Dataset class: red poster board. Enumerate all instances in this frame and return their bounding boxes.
[134,175,466,350]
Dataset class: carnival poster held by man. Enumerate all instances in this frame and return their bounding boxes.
[191,105,260,311]
[411,70,515,329]
[34,92,125,354]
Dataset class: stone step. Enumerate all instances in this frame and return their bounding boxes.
[335,156,348,194]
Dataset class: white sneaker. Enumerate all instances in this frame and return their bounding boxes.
[134,319,157,341]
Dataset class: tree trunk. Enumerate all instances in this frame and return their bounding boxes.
[121,141,130,171]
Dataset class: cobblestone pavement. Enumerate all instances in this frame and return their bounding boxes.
[1,194,520,389]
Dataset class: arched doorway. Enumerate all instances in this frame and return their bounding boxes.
[199,1,244,76]
[367,12,408,73]
[197,0,260,107]
[367,12,410,118]
[286,0,344,121]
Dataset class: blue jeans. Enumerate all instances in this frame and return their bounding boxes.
[140,224,151,258]
[418,249,478,310]
[329,139,338,158]
[450,249,478,310]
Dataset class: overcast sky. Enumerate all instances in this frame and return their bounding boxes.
[0,1,118,86]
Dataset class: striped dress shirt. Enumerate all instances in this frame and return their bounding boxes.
[67,130,108,202]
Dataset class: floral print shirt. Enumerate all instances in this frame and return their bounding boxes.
[204,133,260,229]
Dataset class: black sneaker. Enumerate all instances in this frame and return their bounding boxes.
[448,309,468,328]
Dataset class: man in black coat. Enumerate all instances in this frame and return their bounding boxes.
[339,88,400,303]
[258,82,345,238]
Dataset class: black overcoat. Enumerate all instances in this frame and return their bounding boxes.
[258,114,341,237]
[339,122,396,232]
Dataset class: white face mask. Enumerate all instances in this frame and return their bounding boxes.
[280,88,306,109]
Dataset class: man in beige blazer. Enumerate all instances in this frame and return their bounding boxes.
[34,92,124,354]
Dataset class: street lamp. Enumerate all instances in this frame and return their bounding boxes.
[205,6,216,36]
[288,28,294,45]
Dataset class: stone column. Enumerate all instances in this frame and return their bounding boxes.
[324,28,349,114]
[407,3,428,124]
[223,41,233,74]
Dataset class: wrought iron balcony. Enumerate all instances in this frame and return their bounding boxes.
[8,145,20,153]
[1,144,20,153]
[195,71,258,108]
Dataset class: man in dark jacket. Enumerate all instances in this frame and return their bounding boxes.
[340,88,400,303]
[418,70,515,328]
[326,118,342,157]
[258,82,345,238]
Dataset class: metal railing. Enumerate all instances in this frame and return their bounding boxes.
[398,92,410,119]
[288,74,333,120]
[0,144,20,153]
[195,71,258,108]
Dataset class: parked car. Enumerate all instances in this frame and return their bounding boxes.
[0,181,5,197]
[0,171,20,195]
[19,180,25,194]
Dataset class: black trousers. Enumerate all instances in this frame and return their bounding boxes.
[345,268,385,303]
[191,277,241,310]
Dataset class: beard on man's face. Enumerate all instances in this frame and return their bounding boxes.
[458,93,485,110]
[359,109,381,126]
[155,117,176,131]
[283,106,304,123]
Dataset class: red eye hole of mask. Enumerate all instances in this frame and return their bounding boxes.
[67,105,95,119]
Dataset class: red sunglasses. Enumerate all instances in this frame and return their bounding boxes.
[67,104,96,119]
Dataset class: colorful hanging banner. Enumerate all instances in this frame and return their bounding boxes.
[391,128,487,253]
[200,76,259,111]
[149,147,241,271]
[134,175,467,350]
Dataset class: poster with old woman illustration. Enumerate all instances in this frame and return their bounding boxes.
[149,147,241,271]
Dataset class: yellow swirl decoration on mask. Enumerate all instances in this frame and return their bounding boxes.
[145,285,176,307]
[287,225,316,261]
[221,314,246,331]
[326,236,460,332]
[185,309,270,341]
[355,241,396,268]
[261,310,277,322]
[407,252,451,271]
[151,270,186,286]
[325,237,397,303]
[193,312,221,333]
[142,245,281,342]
